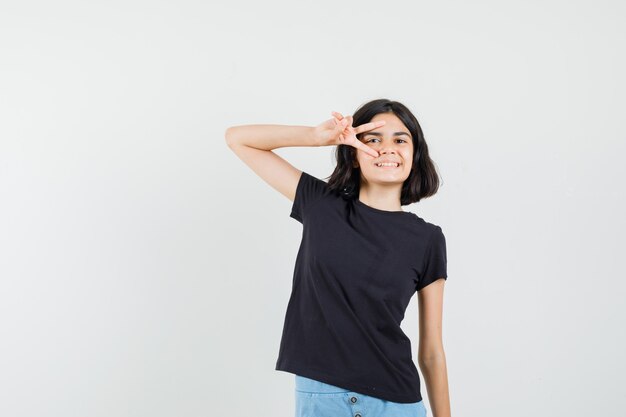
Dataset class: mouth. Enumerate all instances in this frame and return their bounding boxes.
[374,162,400,168]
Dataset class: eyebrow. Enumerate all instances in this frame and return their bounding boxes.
[363,131,411,137]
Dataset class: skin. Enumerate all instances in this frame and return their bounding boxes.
[226,112,451,417]
[355,112,414,212]
[417,279,450,417]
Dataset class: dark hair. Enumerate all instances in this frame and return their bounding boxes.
[325,98,442,206]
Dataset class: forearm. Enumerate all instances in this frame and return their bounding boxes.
[225,124,323,150]
[419,355,451,417]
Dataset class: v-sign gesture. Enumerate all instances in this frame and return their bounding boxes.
[313,111,385,158]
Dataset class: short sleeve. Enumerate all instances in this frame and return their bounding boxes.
[416,226,448,291]
[290,171,329,224]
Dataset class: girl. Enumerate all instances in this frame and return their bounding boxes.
[225,99,450,417]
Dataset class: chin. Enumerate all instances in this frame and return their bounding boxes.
[364,174,410,184]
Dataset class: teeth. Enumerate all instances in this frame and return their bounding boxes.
[376,163,399,167]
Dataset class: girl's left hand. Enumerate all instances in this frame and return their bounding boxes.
[330,111,383,158]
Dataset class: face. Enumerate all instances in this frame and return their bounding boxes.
[354,112,414,186]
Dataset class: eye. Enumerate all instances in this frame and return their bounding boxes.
[364,138,409,143]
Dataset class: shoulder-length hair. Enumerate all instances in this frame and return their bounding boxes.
[325,98,443,206]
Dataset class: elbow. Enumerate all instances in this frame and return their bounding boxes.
[224,127,236,147]
[418,349,446,368]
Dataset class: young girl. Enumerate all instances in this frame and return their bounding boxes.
[225,99,450,417]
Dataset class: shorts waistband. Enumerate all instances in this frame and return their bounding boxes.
[295,375,350,393]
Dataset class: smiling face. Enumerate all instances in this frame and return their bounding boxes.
[354,112,414,186]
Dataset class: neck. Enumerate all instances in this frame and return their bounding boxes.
[358,183,403,212]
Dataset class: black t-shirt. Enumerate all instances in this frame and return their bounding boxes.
[275,171,448,404]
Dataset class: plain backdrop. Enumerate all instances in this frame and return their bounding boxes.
[1,1,625,416]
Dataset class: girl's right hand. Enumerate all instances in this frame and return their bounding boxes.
[313,111,385,158]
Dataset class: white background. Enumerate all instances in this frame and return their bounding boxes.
[1,1,625,416]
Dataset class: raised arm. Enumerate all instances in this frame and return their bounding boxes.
[224,124,320,202]
[224,113,384,202]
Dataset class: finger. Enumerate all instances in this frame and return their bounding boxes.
[332,117,345,128]
[354,120,386,135]
[331,111,344,120]
[334,118,348,132]
[353,140,379,158]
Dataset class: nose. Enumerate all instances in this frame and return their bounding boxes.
[377,140,399,154]
[378,148,397,156]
